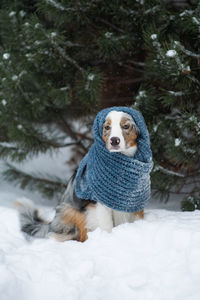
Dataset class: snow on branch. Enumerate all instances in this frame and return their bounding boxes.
[45,0,73,11]
[50,39,84,74]
[156,165,185,177]
[174,41,200,59]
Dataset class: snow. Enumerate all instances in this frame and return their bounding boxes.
[105,32,113,38]
[156,165,184,178]
[50,32,57,38]
[184,65,191,72]
[19,70,27,78]
[2,99,7,106]
[60,86,69,91]
[175,138,181,147]
[9,11,16,17]
[34,41,41,45]
[88,74,95,81]
[136,90,147,101]
[153,124,158,132]
[3,53,10,60]
[138,90,146,97]
[85,74,95,90]
[179,10,193,17]
[166,50,177,57]
[1,204,200,300]
[188,116,200,135]
[12,75,18,81]
[192,17,200,26]
[137,0,144,4]
[46,0,65,11]
[19,10,26,18]
[1,149,200,299]
[169,91,183,96]
[17,125,23,130]
[150,34,157,40]
[174,41,200,59]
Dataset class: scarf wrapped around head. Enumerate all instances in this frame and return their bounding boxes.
[75,106,153,212]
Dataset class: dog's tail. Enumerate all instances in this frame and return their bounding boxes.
[15,198,86,242]
[15,198,51,239]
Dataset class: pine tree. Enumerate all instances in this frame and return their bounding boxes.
[0,0,199,208]
[134,1,200,209]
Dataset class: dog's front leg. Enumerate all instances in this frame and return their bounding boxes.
[85,202,113,233]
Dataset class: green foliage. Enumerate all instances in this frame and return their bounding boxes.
[0,0,199,205]
[181,195,200,212]
[134,2,200,206]
[4,163,67,200]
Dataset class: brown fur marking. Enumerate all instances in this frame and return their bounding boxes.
[134,210,144,220]
[61,208,88,242]
[120,116,137,147]
[102,117,111,143]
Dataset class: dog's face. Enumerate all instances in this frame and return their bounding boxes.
[102,111,139,156]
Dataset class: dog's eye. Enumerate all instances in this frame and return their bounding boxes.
[123,124,130,130]
[104,125,111,130]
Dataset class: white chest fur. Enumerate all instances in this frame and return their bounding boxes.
[112,210,136,226]
[85,202,137,232]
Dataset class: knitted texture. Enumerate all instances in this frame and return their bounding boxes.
[75,106,153,212]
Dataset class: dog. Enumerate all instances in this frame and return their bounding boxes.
[15,110,144,242]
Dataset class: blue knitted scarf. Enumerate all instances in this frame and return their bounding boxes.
[75,106,153,212]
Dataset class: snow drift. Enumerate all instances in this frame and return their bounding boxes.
[0,204,200,300]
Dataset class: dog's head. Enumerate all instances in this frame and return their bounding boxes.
[102,110,140,156]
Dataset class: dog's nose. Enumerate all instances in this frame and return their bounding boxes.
[110,137,120,146]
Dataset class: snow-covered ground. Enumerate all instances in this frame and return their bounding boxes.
[0,151,200,300]
[1,206,200,300]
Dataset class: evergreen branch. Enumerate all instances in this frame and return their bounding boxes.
[175,41,200,58]
[3,163,67,199]
[15,82,30,102]
[0,143,27,162]
[64,41,83,48]
[77,133,93,142]
[51,40,84,74]
[0,137,78,162]
[74,0,81,11]
[44,99,89,152]
[57,117,87,152]
[97,18,125,34]
[45,0,76,12]
[157,165,185,177]
[169,189,200,195]
[127,60,146,67]
[39,24,85,74]
[116,76,145,84]
[45,0,99,12]
[185,180,200,185]
[52,141,81,148]
[117,62,145,74]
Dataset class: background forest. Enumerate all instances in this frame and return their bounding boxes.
[0,0,199,210]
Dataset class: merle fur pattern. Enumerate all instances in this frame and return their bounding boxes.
[17,171,96,241]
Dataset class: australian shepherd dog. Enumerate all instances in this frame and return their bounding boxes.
[15,110,144,242]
